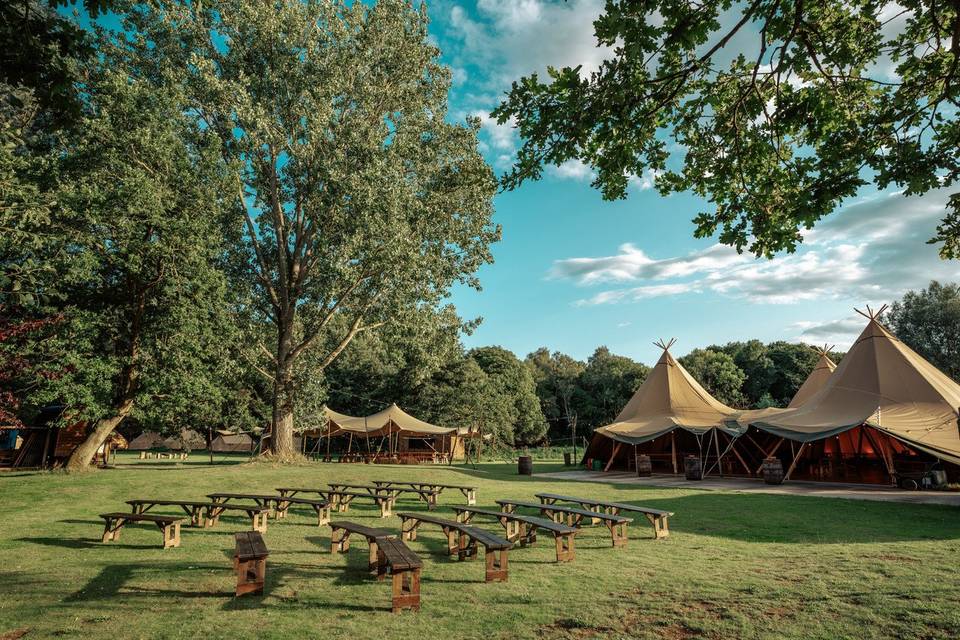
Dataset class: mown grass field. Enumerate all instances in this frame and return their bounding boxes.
[1,453,959,640]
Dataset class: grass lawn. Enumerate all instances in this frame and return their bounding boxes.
[1,453,959,640]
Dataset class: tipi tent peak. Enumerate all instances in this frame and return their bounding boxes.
[653,337,677,351]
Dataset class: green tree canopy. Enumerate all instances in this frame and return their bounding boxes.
[524,347,586,439]
[470,346,548,445]
[494,1,960,258]
[888,280,960,381]
[575,346,650,428]
[678,348,747,407]
[117,0,499,457]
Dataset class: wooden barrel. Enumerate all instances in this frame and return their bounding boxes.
[684,455,703,481]
[762,457,784,484]
[518,455,533,476]
[636,454,652,477]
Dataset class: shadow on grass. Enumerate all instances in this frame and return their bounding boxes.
[17,536,157,550]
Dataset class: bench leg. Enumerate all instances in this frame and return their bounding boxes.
[485,548,508,582]
[391,568,420,613]
[331,528,350,553]
[401,519,419,542]
[457,532,477,561]
[368,539,380,574]
[379,498,393,518]
[427,493,437,511]
[645,514,670,539]
[101,518,122,542]
[274,501,287,519]
[205,506,222,527]
[465,489,476,506]
[519,523,537,547]
[160,522,180,549]
[444,528,458,556]
[607,522,628,547]
[252,512,268,533]
[555,533,574,562]
[315,505,331,526]
[235,557,266,596]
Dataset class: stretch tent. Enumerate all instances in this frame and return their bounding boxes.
[304,404,463,460]
[742,308,960,480]
[584,339,741,472]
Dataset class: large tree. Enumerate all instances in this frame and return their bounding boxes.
[525,347,585,440]
[119,0,498,457]
[494,1,960,258]
[888,280,960,381]
[678,348,747,407]
[469,346,548,445]
[19,61,240,469]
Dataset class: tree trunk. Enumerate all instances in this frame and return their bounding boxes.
[271,392,295,457]
[65,398,134,470]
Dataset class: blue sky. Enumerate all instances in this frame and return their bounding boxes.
[426,0,960,365]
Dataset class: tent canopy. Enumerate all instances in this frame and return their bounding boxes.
[748,309,960,464]
[594,339,740,445]
[310,404,455,438]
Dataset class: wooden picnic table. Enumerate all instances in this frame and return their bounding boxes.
[450,506,577,562]
[99,512,184,548]
[496,498,631,547]
[535,493,673,539]
[328,520,397,573]
[275,487,395,517]
[127,499,270,530]
[326,483,440,510]
[370,480,477,505]
[396,512,511,582]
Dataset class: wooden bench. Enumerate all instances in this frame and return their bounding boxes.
[450,507,577,562]
[206,494,277,532]
[274,496,331,526]
[275,488,395,518]
[536,493,673,539]
[127,499,270,531]
[234,531,268,596]
[496,499,632,547]
[329,520,396,573]
[328,483,441,510]
[99,512,184,548]
[371,480,478,505]
[376,537,422,613]
[397,512,512,580]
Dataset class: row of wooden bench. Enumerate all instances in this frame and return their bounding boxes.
[324,494,674,612]
[98,480,484,549]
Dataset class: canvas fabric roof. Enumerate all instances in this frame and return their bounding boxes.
[312,404,454,438]
[730,349,837,428]
[750,317,960,464]
[594,343,740,445]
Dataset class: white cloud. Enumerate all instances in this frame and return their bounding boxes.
[575,282,701,306]
[551,187,959,306]
[550,159,594,182]
[789,316,869,349]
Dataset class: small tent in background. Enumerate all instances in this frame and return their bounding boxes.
[743,307,960,484]
[583,339,741,473]
[210,432,254,453]
[128,431,165,450]
[162,429,207,451]
[788,346,837,408]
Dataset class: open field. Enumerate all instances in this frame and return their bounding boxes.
[1,454,959,640]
